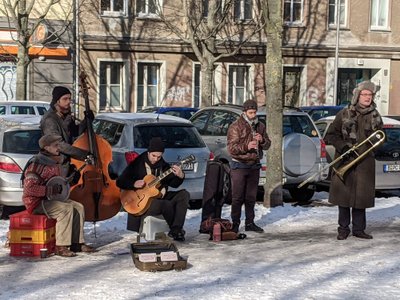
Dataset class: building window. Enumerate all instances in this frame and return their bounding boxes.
[99,61,125,110]
[283,67,302,107]
[328,0,347,27]
[284,0,303,25]
[370,0,389,30]
[193,64,201,108]
[136,0,161,17]
[228,66,249,105]
[100,0,126,16]
[234,0,252,21]
[137,63,160,110]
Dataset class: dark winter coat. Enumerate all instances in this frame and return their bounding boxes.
[325,106,383,209]
[40,108,88,163]
[227,114,271,165]
[116,151,184,192]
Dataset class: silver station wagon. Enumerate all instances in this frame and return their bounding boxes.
[0,123,42,207]
[315,116,400,194]
[93,113,212,206]
[0,100,50,116]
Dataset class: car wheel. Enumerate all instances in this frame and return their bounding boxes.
[288,187,314,203]
[221,163,232,205]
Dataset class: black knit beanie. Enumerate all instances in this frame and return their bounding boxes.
[148,137,165,153]
[51,86,71,108]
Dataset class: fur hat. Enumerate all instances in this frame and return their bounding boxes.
[51,86,71,108]
[39,134,62,149]
[243,99,258,111]
[351,81,380,105]
[148,137,165,153]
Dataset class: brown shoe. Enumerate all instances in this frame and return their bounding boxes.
[55,246,77,257]
[80,244,97,253]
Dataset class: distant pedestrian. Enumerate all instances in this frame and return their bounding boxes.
[326,80,383,240]
[227,99,271,233]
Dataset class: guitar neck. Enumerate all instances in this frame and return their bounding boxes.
[147,157,193,188]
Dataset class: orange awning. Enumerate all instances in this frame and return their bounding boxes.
[0,45,69,57]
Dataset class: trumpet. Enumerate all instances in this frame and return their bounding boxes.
[298,130,385,188]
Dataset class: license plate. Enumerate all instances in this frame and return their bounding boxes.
[181,162,194,171]
[383,164,400,172]
[258,177,266,185]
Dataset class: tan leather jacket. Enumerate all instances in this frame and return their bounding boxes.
[227,115,271,164]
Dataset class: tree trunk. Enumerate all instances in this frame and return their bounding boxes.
[263,0,284,207]
[16,44,28,100]
[200,64,215,108]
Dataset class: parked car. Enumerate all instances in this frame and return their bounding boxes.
[314,116,400,194]
[300,105,346,121]
[93,113,211,206]
[0,100,50,116]
[0,124,42,207]
[189,104,329,202]
[138,107,199,120]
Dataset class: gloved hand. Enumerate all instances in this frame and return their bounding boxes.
[84,110,95,121]
[341,145,353,161]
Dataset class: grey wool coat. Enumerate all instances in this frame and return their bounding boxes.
[325,108,383,209]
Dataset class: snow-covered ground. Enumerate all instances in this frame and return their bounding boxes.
[1,192,400,300]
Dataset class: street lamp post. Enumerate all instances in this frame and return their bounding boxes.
[333,0,341,105]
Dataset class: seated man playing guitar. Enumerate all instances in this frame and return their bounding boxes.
[22,134,96,257]
[117,137,189,241]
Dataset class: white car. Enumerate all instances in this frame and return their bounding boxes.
[0,100,50,116]
[315,116,400,193]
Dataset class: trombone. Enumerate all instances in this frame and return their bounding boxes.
[298,130,386,188]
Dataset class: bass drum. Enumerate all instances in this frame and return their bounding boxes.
[283,133,317,177]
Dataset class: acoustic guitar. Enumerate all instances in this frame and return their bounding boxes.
[121,155,195,216]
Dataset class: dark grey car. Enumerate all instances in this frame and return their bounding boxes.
[93,113,211,205]
[190,104,329,201]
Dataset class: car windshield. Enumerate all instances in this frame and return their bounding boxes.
[11,106,35,115]
[258,115,317,137]
[2,129,41,154]
[134,125,206,148]
[92,119,124,146]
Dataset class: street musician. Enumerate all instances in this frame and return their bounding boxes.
[325,81,383,240]
[116,137,189,241]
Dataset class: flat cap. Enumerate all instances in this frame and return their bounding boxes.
[39,134,62,149]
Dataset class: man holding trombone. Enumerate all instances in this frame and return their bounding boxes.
[325,81,383,240]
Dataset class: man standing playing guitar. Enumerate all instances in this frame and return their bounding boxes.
[117,137,189,241]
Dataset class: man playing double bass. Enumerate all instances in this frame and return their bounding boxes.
[117,137,190,241]
[40,86,93,173]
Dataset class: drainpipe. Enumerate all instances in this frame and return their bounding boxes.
[333,0,341,105]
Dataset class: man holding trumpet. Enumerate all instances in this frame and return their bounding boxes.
[325,81,383,240]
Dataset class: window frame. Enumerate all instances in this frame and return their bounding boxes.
[136,0,163,19]
[234,0,253,21]
[328,0,348,28]
[136,61,166,111]
[283,0,303,26]
[100,0,128,17]
[97,59,129,112]
[370,0,390,31]
[227,64,254,105]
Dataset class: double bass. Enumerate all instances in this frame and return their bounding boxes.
[70,71,121,222]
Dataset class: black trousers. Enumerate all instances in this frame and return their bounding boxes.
[230,168,259,225]
[127,190,189,232]
[338,206,366,234]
